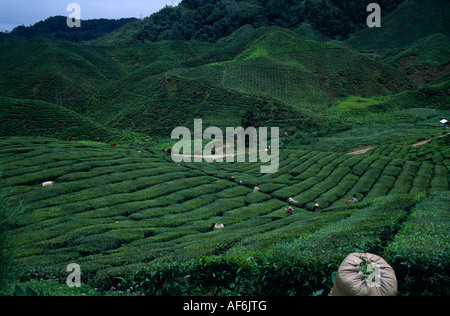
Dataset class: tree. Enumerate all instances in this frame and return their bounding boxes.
[241,104,262,129]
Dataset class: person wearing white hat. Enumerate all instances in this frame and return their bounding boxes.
[312,203,320,212]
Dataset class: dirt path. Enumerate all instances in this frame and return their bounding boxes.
[411,139,432,147]
[347,133,448,154]
[347,146,374,155]
[411,133,448,147]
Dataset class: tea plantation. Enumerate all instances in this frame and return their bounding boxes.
[0,130,448,296]
[0,6,449,296]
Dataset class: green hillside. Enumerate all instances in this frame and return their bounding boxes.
[0,39,125,112]
[83,28,416,136]
[87,74,316,136]
[0,27,420,139]
[346,0,450,50]
[173,28,415,109]
[378,33,450,84]
[382,34,450,69]
[0,97,149,143]
[232,27,338,61]
[0,37,237,114]
[91,0,405,45]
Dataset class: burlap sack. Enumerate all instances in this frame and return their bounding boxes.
[330,253,398,296]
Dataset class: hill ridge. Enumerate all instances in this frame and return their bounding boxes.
[346,0,450,49]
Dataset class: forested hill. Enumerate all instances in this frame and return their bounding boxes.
[93,0,405,45]
[1,16,137,43]
[3,0,446,46]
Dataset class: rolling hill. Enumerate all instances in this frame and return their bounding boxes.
[0,97,149,143]
[90,0,405,45]
[379,33,450,84]
[0,27,416,137]
[0,38,126,112]
[173,28,415,109]
[0,36,243,117]
[83,27,416,136]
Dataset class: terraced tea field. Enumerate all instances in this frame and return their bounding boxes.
[0,97,149,144]
[1,134,448,295]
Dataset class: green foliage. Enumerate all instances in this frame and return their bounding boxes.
[381,33,450,69]
[6,16,137,43]
[0,97,149,143]
[346,0,450,49]
[12,284,39,296]
[382,88,450,111]
[101,193,440,297]
[93,0,405,45]
[0,135,448,295]
[0,38,127,111]
[233,28,339,61]
[0,25,425,139]
[0,186,24,291]
[332,96,383,112]
[384,191,450,296]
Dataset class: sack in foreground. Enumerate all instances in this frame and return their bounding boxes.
[330,252,398,296]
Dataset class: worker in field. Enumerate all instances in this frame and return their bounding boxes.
[286,206,294,216]
[312,203,320,212]
[346,194,359,205]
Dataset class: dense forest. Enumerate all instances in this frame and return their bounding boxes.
[130,0,405,43]
[1,0,406,44]
[1,16,137,43]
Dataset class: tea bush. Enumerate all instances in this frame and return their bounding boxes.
[384,191,450,296]
[1,136,448,296]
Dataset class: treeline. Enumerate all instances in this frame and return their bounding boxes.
[0,0,406,45]
[2,16,137,43]
[131,0,405,43]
